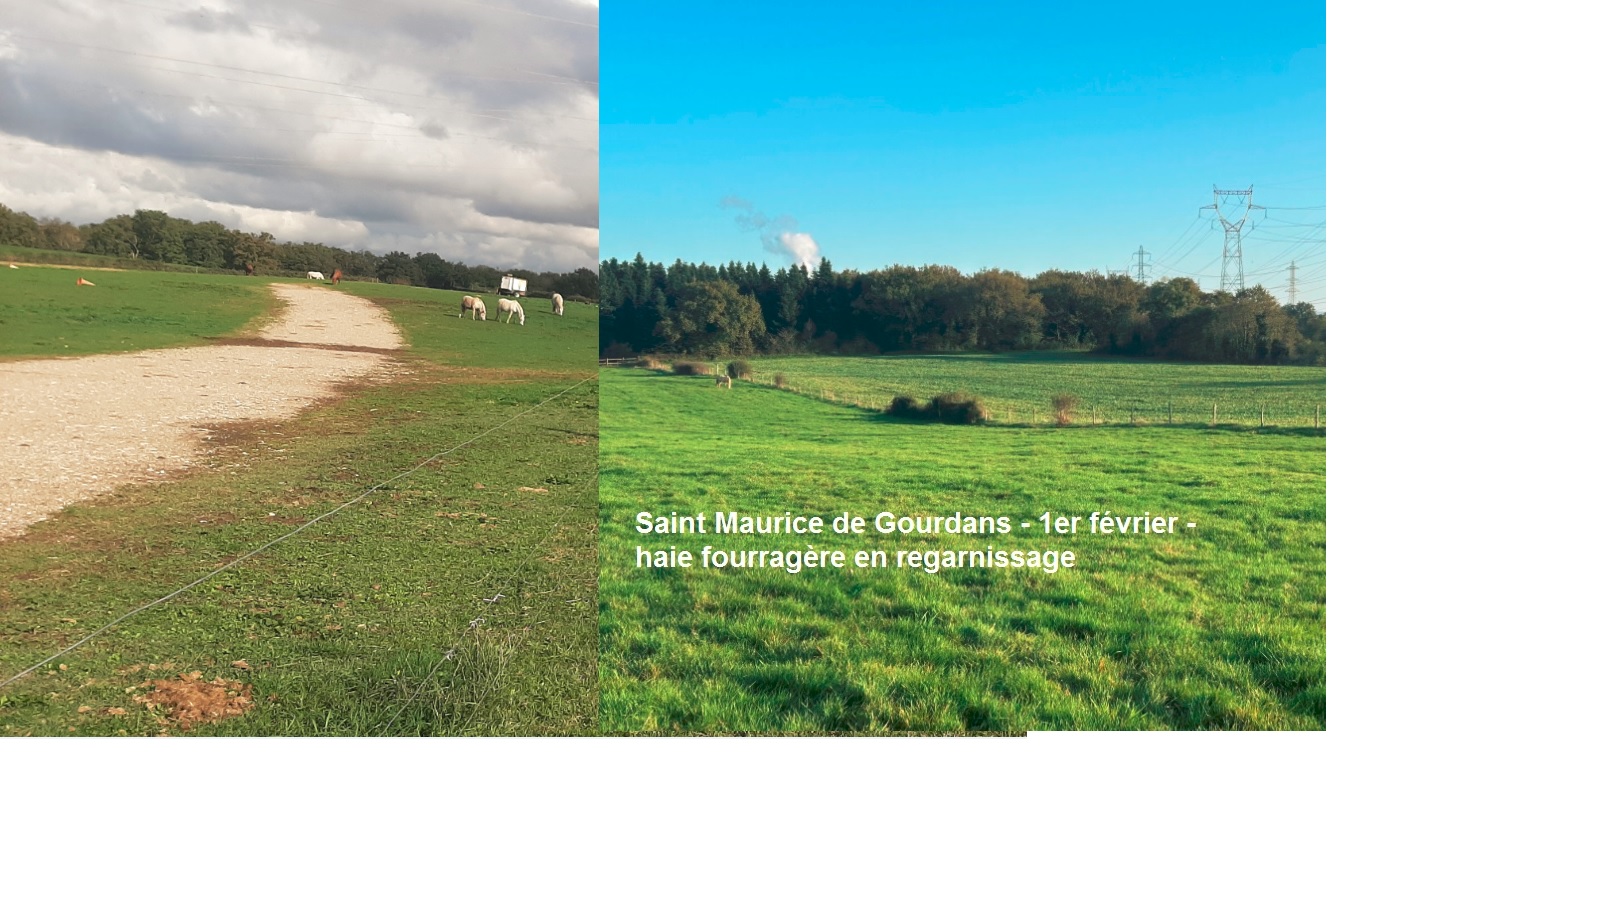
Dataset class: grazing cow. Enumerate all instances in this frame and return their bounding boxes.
[331,268,343,285]
[460,295,487,320]
[244,263,255,276]
[714,374,733,389]
[551,292,564,316]
[307,271,326,280]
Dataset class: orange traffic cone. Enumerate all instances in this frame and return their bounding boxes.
[76,277,95,286]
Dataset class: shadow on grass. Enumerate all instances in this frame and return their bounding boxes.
[859,407,1326,436]
[739,665,873,732]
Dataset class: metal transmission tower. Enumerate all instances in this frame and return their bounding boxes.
[1288,260,1298,305]
[1134,245,1150,284]
[1200,186,1262,294]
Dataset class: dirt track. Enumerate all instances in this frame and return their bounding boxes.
[0,284,405,540]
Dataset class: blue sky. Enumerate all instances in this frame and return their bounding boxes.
[602,2,1325,307]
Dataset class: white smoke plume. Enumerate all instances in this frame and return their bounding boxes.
[720,195,821,271]
[778,231,821,271]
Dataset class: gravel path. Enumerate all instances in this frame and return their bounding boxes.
[0,284,405,540]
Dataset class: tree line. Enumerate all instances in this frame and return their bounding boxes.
[0,203,597,300]
[600,255,1324,365]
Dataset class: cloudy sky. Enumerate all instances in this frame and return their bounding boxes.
[0,0,597,272]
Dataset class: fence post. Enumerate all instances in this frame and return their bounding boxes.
[1315,404,1321,428]
[1168,400,1173,425]
[1212,402,1217,427]
[1259,403,1265,427]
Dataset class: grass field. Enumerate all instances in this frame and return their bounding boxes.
[0,267,598,736]
[600,360,1324,733]
[700,352,1326,426]
[0,265,277,359]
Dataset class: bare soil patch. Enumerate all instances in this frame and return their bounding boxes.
[0,284,406,539]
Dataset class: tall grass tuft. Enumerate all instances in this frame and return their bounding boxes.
[1052,393,1080,426]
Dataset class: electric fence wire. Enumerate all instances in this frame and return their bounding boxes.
[376,458,598,737]
[0,375,597,691]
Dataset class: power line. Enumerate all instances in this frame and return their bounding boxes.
[1158,223,1215,271]
[298,0,597,29]
[1253,220,1326,231]
[1151,215,1205,264]
[12,32,595,99]
[85,0,598,84]
[0,141,590,171]
[1150,253,1223,281]
[9,33,598,123]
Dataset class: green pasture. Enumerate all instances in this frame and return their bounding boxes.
[600,364,1324,733]
[0,267,600,736]
[700,352,1326,426]
[0,264,276,359]
[335,282,597,372]
[0,375,597,736]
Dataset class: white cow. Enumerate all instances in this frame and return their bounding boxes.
[551,292,564,316]
[460,295,487,320]
[307,271,326,280]
[499,298,525,325]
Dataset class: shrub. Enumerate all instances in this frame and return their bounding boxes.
[671,361,712,376]
[930,392,988,425]
[886,395,930,419]
[772,373,788,389]
[1052,393,1080,426]
[727,360,754,380]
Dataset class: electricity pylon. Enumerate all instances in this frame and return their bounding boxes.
[1201,186,1262,294]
